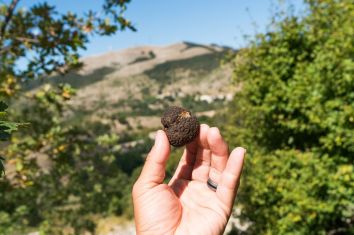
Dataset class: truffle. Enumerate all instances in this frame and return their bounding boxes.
[161,106,200,147]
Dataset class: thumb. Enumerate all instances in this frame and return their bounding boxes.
[137,130,171,188]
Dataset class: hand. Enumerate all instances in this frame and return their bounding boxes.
[132,124,246,235]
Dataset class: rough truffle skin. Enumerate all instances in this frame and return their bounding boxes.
[161,106,200,147]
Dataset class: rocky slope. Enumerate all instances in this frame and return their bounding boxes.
[26,42,237,133]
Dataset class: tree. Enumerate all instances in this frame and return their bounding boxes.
[0,1,138,233]
[0,101,19,176]
[0,0,135,83]
[0,84,145,233]
[0,0,135,173]
[226,0,353,234]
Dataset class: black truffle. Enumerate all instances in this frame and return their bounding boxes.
[161,106,200,147]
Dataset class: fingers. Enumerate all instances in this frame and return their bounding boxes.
[137,130,171,188]
[169,139,198,183]
[216,147,246,208]
[208,127,229,184]
[169,124,210,184]
[191,124,211,182]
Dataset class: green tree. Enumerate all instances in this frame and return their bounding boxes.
[0,101,19,176]
[0,84,145,233]
[226,0,353,234]
[0,0,135,85]
[0,0,138,233]
[0,0,134,156]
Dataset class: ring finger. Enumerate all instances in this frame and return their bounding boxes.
[207,127,229,186]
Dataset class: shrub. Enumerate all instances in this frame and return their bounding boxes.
[226,0,354,234]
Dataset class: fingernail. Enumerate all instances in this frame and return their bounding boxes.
[211,127,219,133]
[235,147,246,155]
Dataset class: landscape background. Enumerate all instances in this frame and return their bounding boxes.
[0,0,353,235]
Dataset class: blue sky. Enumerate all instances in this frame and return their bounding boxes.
[16,0,305,57]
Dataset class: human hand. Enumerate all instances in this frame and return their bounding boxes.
[132,124,246,235]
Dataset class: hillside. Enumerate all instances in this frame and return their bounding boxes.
[25,42,237,133]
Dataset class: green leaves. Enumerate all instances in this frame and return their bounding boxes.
[227,0,354,233]
[239,150,354,234]
[0,101,7,111]
[0,156,4,176]
[0,101,8,176]
[0,100,20,177]
[0,101,19,140]
[0,0,136,232]
[0,0,135,96]
[0,120,19,140]
[0,83,147,233]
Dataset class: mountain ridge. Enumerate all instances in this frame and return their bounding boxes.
[24,42,237,132]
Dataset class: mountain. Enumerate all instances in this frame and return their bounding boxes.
[25,42,237,133]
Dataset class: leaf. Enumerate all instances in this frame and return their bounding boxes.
[15,161,23,171]
[0,101,8,112]
[0,120,20,140]
[0,156,4,177]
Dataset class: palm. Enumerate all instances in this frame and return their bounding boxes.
[173,179,229,235]
[133,124,245,235]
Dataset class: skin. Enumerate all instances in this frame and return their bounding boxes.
[132,124,246,235]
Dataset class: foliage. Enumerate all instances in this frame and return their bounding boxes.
[0,85,145,233]
[0,100,20,176]
[240,150,353,235]
[0,1,140,233]
[0,0,134,92]
[226,0,354,234]
[0,157,4,177]
[0,101,19,139]
[0,0,134,177]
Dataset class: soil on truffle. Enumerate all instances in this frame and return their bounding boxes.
[161,106,200,147]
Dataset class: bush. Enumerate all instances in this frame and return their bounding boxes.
[226,0,354,234]
[239,150,353,234]
[0,85,145,233]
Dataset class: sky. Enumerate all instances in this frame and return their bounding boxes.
[15,0,305,57]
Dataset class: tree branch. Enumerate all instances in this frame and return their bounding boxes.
[0,37,38,55]
[14,36,39,43]
[0,0,20,41]
[0,44,11,54]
